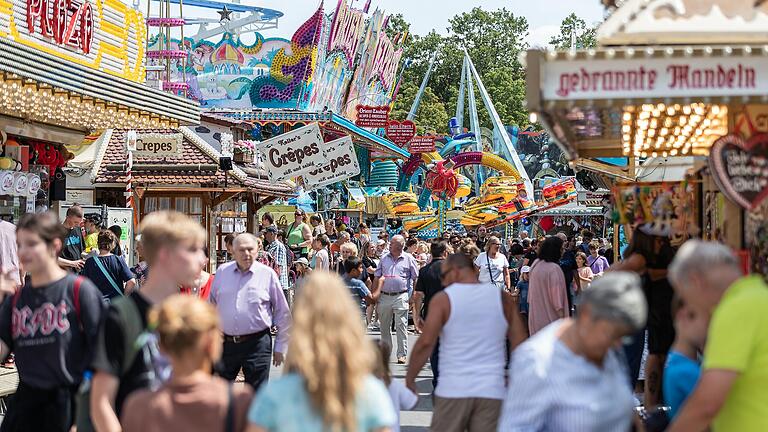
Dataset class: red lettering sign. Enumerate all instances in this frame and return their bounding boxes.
[26,0,94,54]
[385,120,416,147]
[355,105,390,128]
[409,136,437,153]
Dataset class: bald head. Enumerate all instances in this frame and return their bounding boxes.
[233,233,258,249]
[389,235,405,256]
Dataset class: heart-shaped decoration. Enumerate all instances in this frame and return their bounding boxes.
[709,133,768,210]
[385,120,416,147]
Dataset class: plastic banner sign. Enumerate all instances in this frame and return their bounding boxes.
[409,136,437,153]
[355,105,390,128]
[385,120,416,146]
[304,136,360,188]
[258,123,327,182]
[710,133,768,210]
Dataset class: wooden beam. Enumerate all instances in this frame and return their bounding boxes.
[211,191,241,207]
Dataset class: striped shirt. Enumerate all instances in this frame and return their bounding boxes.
[267,240,289,289]
[498,320,634,432]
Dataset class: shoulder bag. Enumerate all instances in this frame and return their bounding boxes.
[93,256,124,298]
[486,253,506,290]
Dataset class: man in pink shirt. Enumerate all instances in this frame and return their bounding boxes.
[527,236,569,335]
[209,233,291,390]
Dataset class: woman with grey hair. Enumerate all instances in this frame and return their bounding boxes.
[498,272,647,431]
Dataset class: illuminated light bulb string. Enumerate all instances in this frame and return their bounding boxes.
[621,102,728,158]
[0,74,176,130]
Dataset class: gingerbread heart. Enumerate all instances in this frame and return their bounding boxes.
[385,120,416,147]
[709,133,768,210]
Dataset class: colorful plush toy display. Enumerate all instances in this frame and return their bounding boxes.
[29,142,69,177]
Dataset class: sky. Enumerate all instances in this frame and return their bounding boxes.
[176,0,606,48]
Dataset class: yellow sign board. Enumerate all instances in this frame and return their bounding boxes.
[0,0,146,82]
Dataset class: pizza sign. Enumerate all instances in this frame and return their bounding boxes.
[26,0,95,54]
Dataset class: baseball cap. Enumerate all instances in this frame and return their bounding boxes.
[84,213,102,225]
[264,225,278,234]
[295,257,309,266]
[520,266,531,274]
[377,239,386,246]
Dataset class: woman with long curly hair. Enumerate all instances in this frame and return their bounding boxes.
[246,272,395,432]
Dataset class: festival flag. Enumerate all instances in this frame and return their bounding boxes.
[363,0,371,13]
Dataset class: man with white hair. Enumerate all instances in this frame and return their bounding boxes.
[668,240,768,432]
[373,235,419,364]
[209,233,291,390]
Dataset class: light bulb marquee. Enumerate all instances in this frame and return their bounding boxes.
[621,103,728,158]
[0,71,178,130]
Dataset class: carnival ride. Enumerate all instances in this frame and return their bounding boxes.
[382,50,578,238]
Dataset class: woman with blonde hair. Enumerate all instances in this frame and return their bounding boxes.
[246,272,395,432]
[473,236,511,291]
[121,295,253,432]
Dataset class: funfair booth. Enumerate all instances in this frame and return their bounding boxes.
[526,0,768,272]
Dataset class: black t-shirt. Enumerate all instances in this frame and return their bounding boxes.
[81,255,134,299]
[476,237,488,251]
[523,250,537,265]
[414,258,444,319]
[362,256,377,283]
[60,227,84,262]
[91,291,152,415]
[0,274,103,388]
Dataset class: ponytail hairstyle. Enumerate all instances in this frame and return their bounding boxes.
[149,294,220,358]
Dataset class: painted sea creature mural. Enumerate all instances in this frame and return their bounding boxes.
[147,31,292,108]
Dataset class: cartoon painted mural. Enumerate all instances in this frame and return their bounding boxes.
[147,31,292,108]
[305,0,366,113]
[145,1,403,113]
[342,10,404,120]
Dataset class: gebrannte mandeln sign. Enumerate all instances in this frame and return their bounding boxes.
[259,123,327,182]
[303,136,360,188]
[541,56,768,101]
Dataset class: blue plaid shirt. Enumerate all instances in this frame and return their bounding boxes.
[267,240,289,289]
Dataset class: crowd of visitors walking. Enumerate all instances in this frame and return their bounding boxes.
[0,205,763,431]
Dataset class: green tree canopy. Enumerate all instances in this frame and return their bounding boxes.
[549,13,597,50]
[391,7,531,135]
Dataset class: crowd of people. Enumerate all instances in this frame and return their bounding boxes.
[0,205,764,431]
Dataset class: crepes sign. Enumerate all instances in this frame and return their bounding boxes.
[259,123,327,182]
[303,136,359,188]
[134,133,183,158]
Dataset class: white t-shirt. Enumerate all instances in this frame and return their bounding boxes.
[475,252,509,286]
[387,379,418,432]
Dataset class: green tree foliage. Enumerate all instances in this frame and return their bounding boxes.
[384,14,410,41]
[549,13,597,50]
[391,7,531,135]
[390,82,450,135]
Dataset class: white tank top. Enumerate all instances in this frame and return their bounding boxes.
[435,282,508,400]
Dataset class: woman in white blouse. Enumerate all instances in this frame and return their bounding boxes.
[498,272,647,432]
